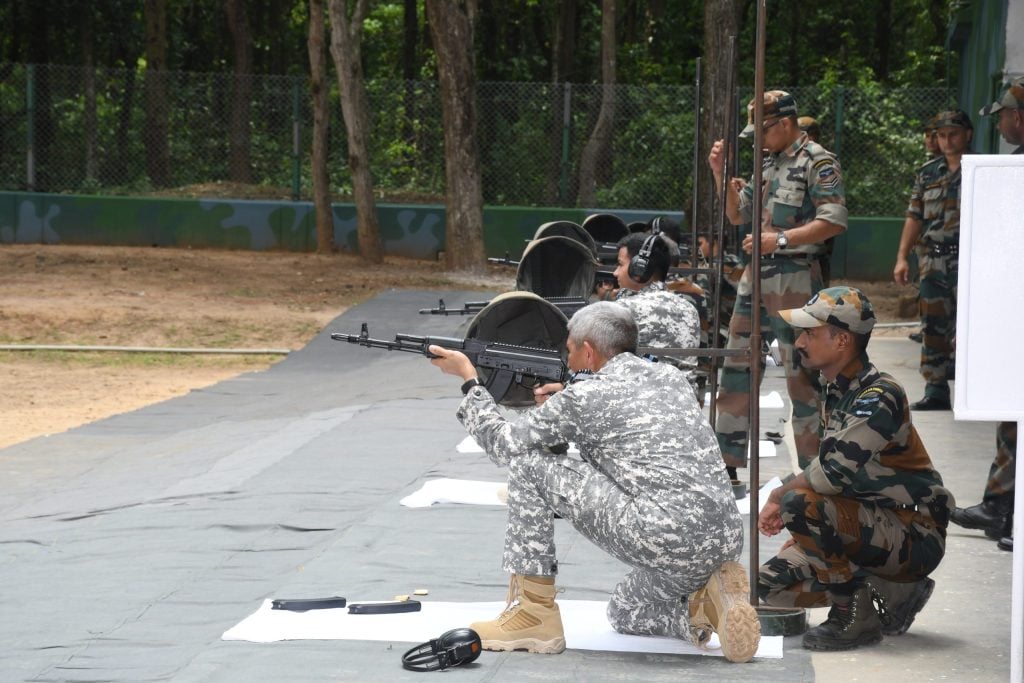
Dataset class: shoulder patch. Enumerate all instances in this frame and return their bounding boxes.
[851,385,884,416]
[812,157,841,190]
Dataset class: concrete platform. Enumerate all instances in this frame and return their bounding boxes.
[0,290,1010,681]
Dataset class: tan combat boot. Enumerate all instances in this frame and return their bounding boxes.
[469,575,566,654]
[688,561,761,663]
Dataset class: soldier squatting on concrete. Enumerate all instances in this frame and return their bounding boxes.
[756,287,953,651]
[427,302,762,663]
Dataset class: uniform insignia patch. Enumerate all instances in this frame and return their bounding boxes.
[852,387,883,416]
[812,158,840,190]
[787,167,805,182]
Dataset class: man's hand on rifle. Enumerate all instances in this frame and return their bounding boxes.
[428,345,477,382]
[533,382,564,406]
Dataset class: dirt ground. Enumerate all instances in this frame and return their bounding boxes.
[0,243,914,449]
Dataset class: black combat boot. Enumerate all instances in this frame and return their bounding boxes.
[802,586,882,651]
[865,575,935,635]
[951,496,1012,535]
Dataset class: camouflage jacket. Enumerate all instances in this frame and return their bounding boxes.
[804,352,954,526]
[906,155,961,245]
[737,131,848,257]
[456,353,739,523]
[614,281,700,370]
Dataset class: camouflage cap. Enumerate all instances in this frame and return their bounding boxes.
[740,90,798,137]
[979,77,1024,116]
[923,114,941,133]
[780,286,876,335]
[931,109,973,131]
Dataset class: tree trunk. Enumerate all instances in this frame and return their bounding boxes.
[328,0,383,262]
[697,0,743,237]
[576,0,616,207]
[425,0,485,271]
[143,0,171,187]
[226,0,253,184]
[308,0,335,254]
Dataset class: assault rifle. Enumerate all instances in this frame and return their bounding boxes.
[331,323,569,401]
[419,296,589,319]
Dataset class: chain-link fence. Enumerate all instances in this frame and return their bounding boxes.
[0,63,952,216]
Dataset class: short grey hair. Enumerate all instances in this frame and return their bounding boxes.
[567,302,638,357]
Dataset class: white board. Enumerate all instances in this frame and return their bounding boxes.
[954,154,1024,421]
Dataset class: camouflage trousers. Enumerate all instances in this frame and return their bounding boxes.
[715,258,823,469]
[502,448,742,640]
[757,488,946,607]
[983,421,1018,504]
[918,253,958,399]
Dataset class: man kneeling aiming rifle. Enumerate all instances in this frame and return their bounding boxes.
[428,302,761,663]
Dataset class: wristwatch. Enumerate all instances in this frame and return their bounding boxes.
[461,377,483,395]
[775,231,789,250]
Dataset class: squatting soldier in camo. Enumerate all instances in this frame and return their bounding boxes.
[427,302,761,663]
[893,110,973,410]
[756,287,953,652]
[611,232,701,384]
[709,90,848,472]
[950,78,1024,550]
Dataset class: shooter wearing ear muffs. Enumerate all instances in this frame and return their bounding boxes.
[610,232,702,386]
[428,302,761,664]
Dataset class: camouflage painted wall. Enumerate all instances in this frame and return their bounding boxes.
[0,192,899,280]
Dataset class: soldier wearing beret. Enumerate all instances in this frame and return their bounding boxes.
[893,110,973,411]
[757,287,953,651]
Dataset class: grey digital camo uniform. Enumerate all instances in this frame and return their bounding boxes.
[614,281,701,377]
[758,352,953,607]
[456,352,743,640]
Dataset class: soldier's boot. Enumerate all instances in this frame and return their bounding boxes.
[802,586,883,651]
[469,575,565,654]
[688,560,761,663]
[865,575,935,635]
[951,496,1012,535]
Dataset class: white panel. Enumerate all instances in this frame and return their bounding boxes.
[954,155,1024,421]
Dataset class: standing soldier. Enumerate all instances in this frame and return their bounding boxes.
[908,115,943,345]
[708,91,848,475]
[951,77,1024,551]
[893,110,973,411]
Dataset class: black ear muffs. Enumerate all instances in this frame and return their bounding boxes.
[628,233,659,283]
[401,627,482,672]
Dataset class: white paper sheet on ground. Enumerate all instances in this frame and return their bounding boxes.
[399,478,506,507]
[702,391,785,409]
[222,598,782,659]
[748,440,777,459]
[735,476,783,515]
[456,435,578,454]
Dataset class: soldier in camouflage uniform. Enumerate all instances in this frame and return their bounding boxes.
[611,232,701,383]
[428,302,761,663]
[893,110,973,411]
[708,91,848,474]
[756,287,953,651]
[951,79,1024,551]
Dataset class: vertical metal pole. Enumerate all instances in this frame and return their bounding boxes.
[559,82,571,204]
[26,64,36,192]
[709,39,738,432]
[292,79,301,202]
[748,0,767,605]
[833,85,845,161]
[1013,423,1024,682]
[691,57,701,260]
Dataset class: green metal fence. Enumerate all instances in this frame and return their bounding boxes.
[0,63,952,215]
